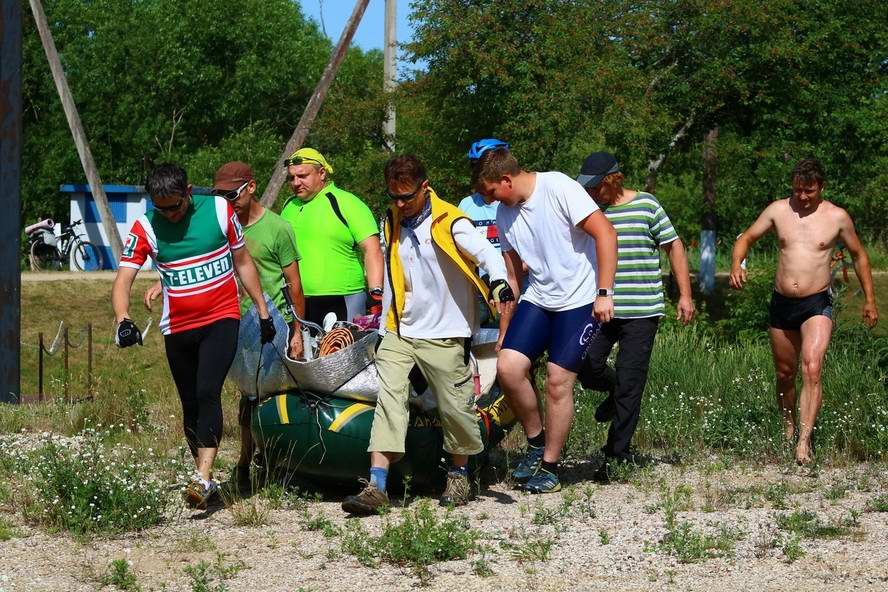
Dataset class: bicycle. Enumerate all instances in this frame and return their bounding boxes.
[26,218,106,272]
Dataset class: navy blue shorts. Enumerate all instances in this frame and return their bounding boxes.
[501,300,599,372]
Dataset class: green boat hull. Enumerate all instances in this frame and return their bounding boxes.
[252,388,514,487]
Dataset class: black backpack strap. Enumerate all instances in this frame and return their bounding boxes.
[326,192,356,248]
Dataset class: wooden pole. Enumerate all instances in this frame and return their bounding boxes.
[1,0,23,404]
[86,323,92,395]
[28,0,123,262]
[38,333,44,401]
[259,0,371,208]
[63,326,69,399]
[382,0,397,150]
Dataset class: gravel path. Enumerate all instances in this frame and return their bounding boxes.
[2,460,886,592]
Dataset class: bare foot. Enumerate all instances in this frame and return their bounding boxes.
[795,439,813,465]
[782,415,796,442]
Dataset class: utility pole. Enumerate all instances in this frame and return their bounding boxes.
[382,0,397,150]
[1,0,23,403]
[29,0,123,262]
[260,0,370,208]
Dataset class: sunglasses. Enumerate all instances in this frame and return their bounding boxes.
[387,181,426,203]
[212,181,249,202]
[152,196,187,213]
[284,156,325,168]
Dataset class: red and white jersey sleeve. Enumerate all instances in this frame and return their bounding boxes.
[119,217,156,269]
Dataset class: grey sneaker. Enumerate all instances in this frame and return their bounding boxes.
[440,471,472,507]
[183,479,220,510]
[511,444,544,484]
[341,479,389,515]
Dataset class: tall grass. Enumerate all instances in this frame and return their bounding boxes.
[568,323,888,461]
[0,429,185,534]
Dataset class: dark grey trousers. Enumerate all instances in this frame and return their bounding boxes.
[577,316,659,460]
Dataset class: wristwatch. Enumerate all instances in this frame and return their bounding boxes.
[597,288,615,297]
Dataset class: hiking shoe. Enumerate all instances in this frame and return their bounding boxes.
[183,479,220,510]
[511,444,544,484]
[341,479,389,515]
[521,467,561,494]
[440,471,473,507]
[594,395,616,422]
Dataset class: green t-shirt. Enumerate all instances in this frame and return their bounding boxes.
[279,182,378,296]
[240,209,301,320]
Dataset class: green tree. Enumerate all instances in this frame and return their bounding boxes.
[20,0,387,223]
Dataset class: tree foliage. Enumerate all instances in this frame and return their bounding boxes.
[401,0,888,240]
[20,0,888,245]
[21,0,386,222]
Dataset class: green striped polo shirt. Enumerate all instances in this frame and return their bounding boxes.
[604,192,678,319]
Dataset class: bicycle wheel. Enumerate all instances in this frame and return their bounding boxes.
[29,240,62,272]
[72,241,106,272]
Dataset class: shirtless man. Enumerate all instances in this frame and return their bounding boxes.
[730,158,878,464]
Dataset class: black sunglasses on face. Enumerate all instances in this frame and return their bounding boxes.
[212,181,249,202]
[152,196,187,213]
[387,181,426,203]
[284,156,324,168]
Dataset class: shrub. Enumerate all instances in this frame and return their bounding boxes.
[101,559,141,591]
[341,500,479,580]
[2,431,174,535]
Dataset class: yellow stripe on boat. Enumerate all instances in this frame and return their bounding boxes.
[275,395,290,425]
[329,403,374,433]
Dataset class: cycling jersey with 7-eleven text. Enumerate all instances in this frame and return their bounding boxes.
[118,194,245,335]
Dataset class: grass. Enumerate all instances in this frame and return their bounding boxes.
[0,514,19,541]
[101,559,141,591]
[228,497,272,528]
[7,279,241,453]
[567,319,888,462]
[183,553,246,592]
[866,494,888,512]
[340,500,479,583]
[0,429,178,535]
[658,521,739,563]
[775,509,853,539]
[9,278,888,468]
[503,536,555,563]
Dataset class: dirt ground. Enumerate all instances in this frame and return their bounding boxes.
[2,458,887,592]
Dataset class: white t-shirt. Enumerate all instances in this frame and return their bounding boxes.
[384,217,507,339]
[497,171,600,311]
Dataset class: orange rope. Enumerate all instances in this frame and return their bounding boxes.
[318,327,355,356]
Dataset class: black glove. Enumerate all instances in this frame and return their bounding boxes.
[259,317,276,344]
[115,319,142,348]
[368,287,383,316]
[489,279,515,304]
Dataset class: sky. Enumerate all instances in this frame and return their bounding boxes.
[297,0,418,59]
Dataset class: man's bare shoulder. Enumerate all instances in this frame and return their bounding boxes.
[764,198,792,217]
[819,200,852,221]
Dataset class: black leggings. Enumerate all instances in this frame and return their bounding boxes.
[164,318,239,456]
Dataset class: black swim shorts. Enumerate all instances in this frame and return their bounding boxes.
[768,290,833,331]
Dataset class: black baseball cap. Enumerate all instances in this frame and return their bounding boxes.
[576,152,620,189]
